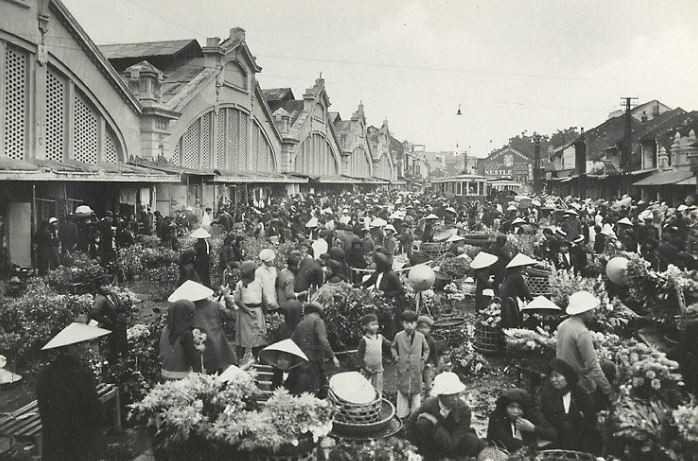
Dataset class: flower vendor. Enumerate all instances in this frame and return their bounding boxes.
[499,253,535,328]
[159,299,202,379]
[486,388,555,453]
[556,291,614,408]
[259,338,309,393]
[38,323,111,460]
[404,372,486,460]
[470,251,499,311]
[233,261,268,360]
[288,302,339,397]
[168,280,238,372]
[536,358,599,454]
[88,275,128,364]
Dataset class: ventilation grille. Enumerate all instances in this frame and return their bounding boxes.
[181,119,200,168]
[72,91,98,164]
[216,110,225,168]
[104,128,119,165]
[3,45,28,160]
[226,109,239,170]
[46,67,66,162]
[200,112,210,169]
[239,112,248,170]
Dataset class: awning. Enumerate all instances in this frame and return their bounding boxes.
[560,177,573,183]
[633,169,695,186]
[676,176,696,186]
[211,171,305,184]
[630,168,657,176]
[0,158,179,183]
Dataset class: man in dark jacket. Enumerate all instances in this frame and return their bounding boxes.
[405,372,485,460]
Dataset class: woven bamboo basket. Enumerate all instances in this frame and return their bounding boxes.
[434,317,467,346]
[431,333,448,353]
[330,399,396,437]
[328,389,382,425]
[522,275,551,297]
[536,449,597,461]
[474,323,502,354]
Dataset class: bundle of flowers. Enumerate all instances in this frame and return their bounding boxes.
[673,401,698,443]
[323,289,397,351]
[504,233,542,259]
[130,371,260,449]
[448,340,489,380]
[327,438,422,461]
[114,286,140,307]
[118,245,179,280]
[91,318,164,405]
[615,342,683,402]
[135,234,163,248]
[144,263,180,301]
[0,280,93,363]
[502,327,556,356]
[477,302,501,327]
[438,257,470,280]
[45,251,105,294]
[550,270,633,333]
[592,331,623,362]
[265,311,286,343]
[209,388,334,454]
[609,392,679,460]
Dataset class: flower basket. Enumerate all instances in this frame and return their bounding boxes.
[474,323,502,354]
[256,435,317,461]
[433,317,467,347]
[431,333,448,353]
[536,449,597,461]
[328,389,382,425]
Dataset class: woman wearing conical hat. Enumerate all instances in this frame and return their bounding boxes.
[38,323,111,460]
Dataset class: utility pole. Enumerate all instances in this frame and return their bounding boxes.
[621,96,638,195]
[533,135,540,194]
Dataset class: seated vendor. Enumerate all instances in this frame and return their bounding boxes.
[404,372,485,461]
[258,338,308,393]
[486,388,555,453]
[536,358,600,455]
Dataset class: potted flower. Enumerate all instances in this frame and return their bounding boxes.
[473,301,503,354]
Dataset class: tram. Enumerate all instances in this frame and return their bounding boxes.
[430,174,489,202]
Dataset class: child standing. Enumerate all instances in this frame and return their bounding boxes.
[357,313,391,394]
[417,315,440,396]
[391,310,430,419]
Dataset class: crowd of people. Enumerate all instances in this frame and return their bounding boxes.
[32,188,698,460]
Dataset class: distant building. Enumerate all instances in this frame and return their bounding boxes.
[477,146,534,190]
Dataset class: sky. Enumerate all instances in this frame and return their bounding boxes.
[62,0,698,157]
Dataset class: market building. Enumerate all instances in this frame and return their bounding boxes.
[101,28,302,215]
[262,78,346,193]
[0,0,180,266]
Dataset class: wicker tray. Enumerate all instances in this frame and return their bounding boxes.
[330,399,396,437]
[328,389,382,425]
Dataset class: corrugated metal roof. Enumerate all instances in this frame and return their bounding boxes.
[99,40,198,60]
[633,169,694,186]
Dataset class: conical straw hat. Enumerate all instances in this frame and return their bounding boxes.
[42,323,111,350]
[470,252,499,270]
[190,228,211,239]
[259,339,308,370]
[168,280,214,303]
[521,295,560,311]
[506,253,537,269]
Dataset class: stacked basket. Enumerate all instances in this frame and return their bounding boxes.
[328,373,400,440]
